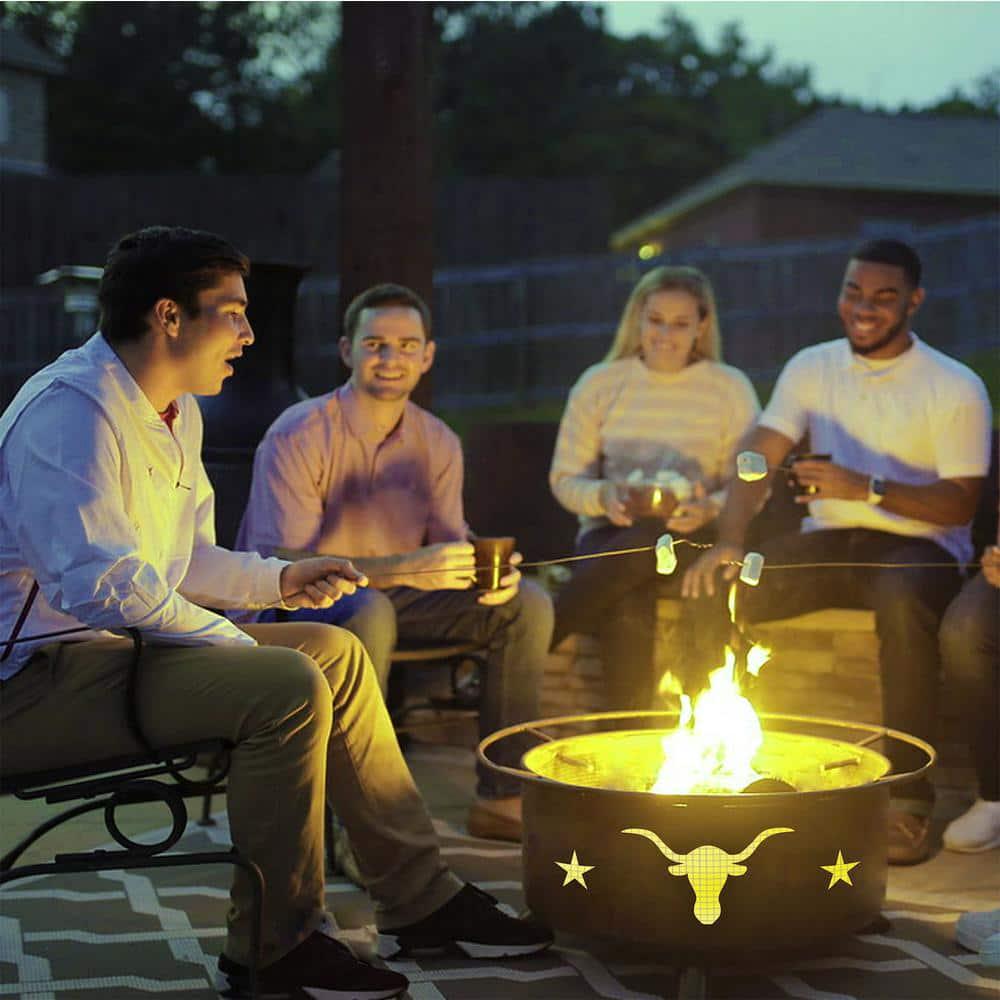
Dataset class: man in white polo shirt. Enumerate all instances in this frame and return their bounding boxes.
[684,238,992,865]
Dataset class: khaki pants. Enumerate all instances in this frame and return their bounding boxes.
[0,622,461,965]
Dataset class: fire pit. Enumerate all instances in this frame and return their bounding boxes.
[479,711,934,994]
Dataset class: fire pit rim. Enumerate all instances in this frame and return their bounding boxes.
[478,710,935,800]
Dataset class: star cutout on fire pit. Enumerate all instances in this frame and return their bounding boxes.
[821,850,860,888]
[555,851,595,889]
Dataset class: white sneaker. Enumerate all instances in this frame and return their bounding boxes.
[956,910,1000,955]
[942,799,1000,853]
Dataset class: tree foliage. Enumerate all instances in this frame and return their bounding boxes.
[2,1,994,220]
[0,0,340,171]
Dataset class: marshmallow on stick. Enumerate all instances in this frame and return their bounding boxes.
[655,533,678,575]
[737,451,769,482]
[739,551,765,586]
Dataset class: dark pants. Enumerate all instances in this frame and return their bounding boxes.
[273,580,553,798]
[551,520,726,712]
[733,528,963,805]
[939,571,1000,801]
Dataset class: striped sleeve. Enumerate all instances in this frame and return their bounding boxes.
[549,365,616,517]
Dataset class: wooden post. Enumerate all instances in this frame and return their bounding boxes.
[339,2,435,406]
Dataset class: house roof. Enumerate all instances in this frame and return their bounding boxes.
[0,26,65,76]
[611,107,1000,249]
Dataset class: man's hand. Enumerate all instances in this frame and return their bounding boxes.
[403,541,476,591]
[280,557,368,609]
[681,543,743,599]
[478,551,523,606]
[600,481,634,527]
[791,459,867,503]
[982,544,1000,589]
[666,482,717,535]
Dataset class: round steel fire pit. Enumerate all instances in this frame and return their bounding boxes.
[479,712,934,970]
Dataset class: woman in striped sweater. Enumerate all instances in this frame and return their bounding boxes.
[548,266,760,710]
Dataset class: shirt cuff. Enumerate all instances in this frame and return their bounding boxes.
[256,557,290,609]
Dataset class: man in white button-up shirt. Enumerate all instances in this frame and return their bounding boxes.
[684,238,992,866]
[0,227,550,998]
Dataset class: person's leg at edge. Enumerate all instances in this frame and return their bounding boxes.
[939,572,1000,851]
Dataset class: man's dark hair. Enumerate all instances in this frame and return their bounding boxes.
[98,226,250,344]
[342,283,432,341]
[850,238,922,288]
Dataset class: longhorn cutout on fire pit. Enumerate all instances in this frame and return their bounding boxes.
[621,825,794,925]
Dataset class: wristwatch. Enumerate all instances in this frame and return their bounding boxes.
[867,475,886,505]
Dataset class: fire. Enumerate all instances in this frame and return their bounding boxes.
[651,584,772,795]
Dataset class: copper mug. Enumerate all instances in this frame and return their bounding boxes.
[621,483,679,520]
[473,536,516,591]
[786,454,832,496]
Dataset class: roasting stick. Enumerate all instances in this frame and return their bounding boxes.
[3,542,984,650]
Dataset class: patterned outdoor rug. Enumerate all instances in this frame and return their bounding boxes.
[1,813,996,1000]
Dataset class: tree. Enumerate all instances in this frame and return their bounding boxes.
[0,0,339,172]
[431,3,819,222]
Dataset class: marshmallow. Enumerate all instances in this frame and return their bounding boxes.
[739,551,765,586]
[654,469,693,502]
[655,533,677,575]
[737,451,769,482]
[626,468,645,484]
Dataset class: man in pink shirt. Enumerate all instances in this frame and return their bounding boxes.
[238,283,553,841]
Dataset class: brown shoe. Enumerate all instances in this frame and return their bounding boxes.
[467,796,523,842]
[887,808,932,865]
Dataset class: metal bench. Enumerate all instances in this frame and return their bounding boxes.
[0,630,264,997]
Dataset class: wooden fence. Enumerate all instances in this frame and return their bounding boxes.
[3,214,997,416]
[298,214,1000,411]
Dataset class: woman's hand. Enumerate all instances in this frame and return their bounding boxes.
[599,481,634,527]
[666,482,717,535]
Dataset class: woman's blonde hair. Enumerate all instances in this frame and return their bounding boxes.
[604,265,722,364]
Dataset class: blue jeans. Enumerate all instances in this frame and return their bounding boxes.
[939,571,1000,800]
[268,579,553,798]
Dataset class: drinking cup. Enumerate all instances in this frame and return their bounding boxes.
[473,536,516,591]
[787,454,832,496]
[621,483,679,520]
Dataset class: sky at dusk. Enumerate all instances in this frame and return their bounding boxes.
[601,1,1000,109]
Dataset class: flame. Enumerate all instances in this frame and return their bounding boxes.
[651,648,764,794]
[651,581,772,794]
[746,644,771,677]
